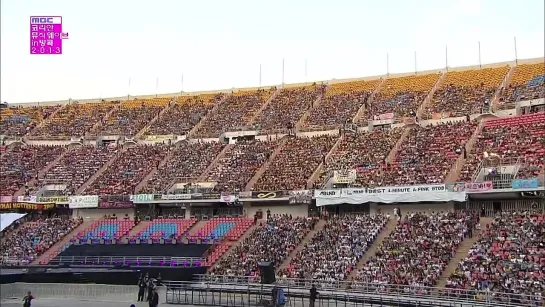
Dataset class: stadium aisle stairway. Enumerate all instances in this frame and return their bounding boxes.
[277,219,327,271]
[127,221,151,237]
[435,217,494,288]
[32,220,93,265]
[345,218,398,283]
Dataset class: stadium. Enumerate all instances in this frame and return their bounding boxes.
[1,53,544,306]
[2,0,545,305]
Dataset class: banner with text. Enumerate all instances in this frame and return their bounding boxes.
[36,195,69,204]
[314,184,466,206]
[130,194,155,204]
[333,169,357,184]
[463,181,493,193]
[219,194,238,203]
[69,195,99,209]
[512,178,539,190]
[99,201,134,209]
[289,190,312,205]
[0,202,56,211]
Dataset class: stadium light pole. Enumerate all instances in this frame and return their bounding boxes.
[282,58,285,88]
[386,52,389,77]
[414,51,417,75]
[128,77,131,100]
[181,74,184,95]
[445,45,448,72]
[514,36,518,65]
[259,64,262,88]
[155,77,159,98]
[478,41,482,69]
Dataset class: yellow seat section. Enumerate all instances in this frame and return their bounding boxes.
[326,79,381,97]
[500,63,545,103]
[428,66,510,118]
[30,101,119,139]
[0,105,58,138]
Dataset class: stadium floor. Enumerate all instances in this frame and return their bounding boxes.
[0,298,197,307]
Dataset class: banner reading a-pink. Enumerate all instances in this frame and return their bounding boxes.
[465,181,493,192]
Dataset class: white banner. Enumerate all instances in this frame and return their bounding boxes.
[219,194,238,203]
[0,213,27,232]
[69,195,99,208]
[314,189,341,198]
[315,184,466,206]
[161,194,191,200]
[333,169,357,184]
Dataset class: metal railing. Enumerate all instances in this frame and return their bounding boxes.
[49,255,205,266]
[189,275,541,307]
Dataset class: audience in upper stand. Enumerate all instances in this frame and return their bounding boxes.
[380,121,477,186]
[204,139,277,193]
[499,63,545,104]
[459,113,545,182]
[368,73,440,122]
[145,94,222,137]
[426,67,510,118]
[211,215,317,277]
[280,214,388,282]
[0,105,58,138]
[0,216,82,266]
[446,211,544,304]
[0,145,65,196]
[195,89,275,138]
[256,85,325,133]
[38,145,118,195]
[319,128,403,188]
[355,211,474,289]
[303,80,379,130]
[28,101,119,140]
[141,141,226,193]
[90,98,171,137]
[253,135,337,191]
[83,144,169,195]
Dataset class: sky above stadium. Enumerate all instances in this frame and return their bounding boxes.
[1,0,543,103]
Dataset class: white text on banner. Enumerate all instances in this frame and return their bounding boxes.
[69,195,99,208]
[315,184,466,206]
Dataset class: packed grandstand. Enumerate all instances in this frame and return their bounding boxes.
[0,59,544,305]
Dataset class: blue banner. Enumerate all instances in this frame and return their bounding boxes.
[512,178,539,189]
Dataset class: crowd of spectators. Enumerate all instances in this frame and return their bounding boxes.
[142,141,226,193]
[145,94,222,137]
[304,80,379,130]
[320,128,403,188]
[499,63,545,104]
[204,140,277,193]
[210,215,318,277]
[0,145,66,196]
[458,113,545,182]
[91,98,171,137]
[28,101,118,140]
[83,144,169,195]
[39,145,118,195]
[280,214,388,282]
[0,105,59,138]
[368,73,440,122]
[381,120,477,186]
[256,85,325,132]
[195,89,275,138]
[254,135,338,191]
[0,216,82,266]
[427,67,510,118]
[445,211,544,304]
[355,211,474,288]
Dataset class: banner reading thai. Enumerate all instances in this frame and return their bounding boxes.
[314,184,466,206]
[0,202,56,211]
